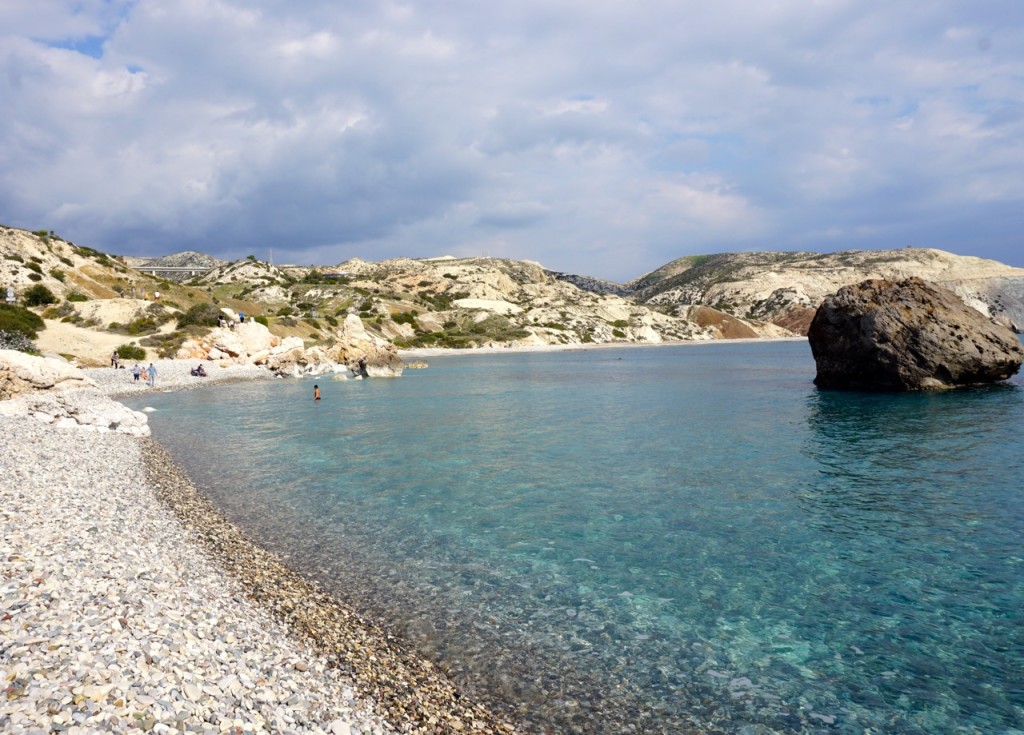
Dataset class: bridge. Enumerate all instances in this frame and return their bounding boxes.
[132,265,216,279]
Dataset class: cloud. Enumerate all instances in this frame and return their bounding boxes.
[1,0,1023,280]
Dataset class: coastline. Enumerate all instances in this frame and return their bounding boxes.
[3,360,520,735]
[398,335,807,359]
[5,339,806,733]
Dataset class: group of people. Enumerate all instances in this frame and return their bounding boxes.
[216,315,239,330]
[113,352,158,386]
[126,361,158,387]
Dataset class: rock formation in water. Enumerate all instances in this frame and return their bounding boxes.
[807,277,1024,391]
[175,313,404,377]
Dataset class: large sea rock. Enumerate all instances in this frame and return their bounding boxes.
[808,277,1024,391]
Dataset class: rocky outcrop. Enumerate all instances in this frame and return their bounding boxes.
[325,314,405,377]
[0,351,149,434]
[808,277,1024,391]
[175,316,405,378]
[0,349,95,399]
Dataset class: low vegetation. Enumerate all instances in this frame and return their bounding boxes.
[116,343,147,360]
[0,303,45,353]
[22,284,57,307]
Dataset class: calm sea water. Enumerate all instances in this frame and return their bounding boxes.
[128,341,1024,734]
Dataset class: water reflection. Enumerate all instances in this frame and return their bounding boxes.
[798,385,1022,541]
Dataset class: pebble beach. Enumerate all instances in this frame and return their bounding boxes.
[2,361,521,735]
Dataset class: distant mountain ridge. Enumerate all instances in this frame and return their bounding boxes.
[560,248,1024,335]
[4,222,1022,368]
[122,250,227,270]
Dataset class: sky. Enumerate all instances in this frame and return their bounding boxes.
[1,1,1023,281]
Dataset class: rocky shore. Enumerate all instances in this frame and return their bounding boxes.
[2,358,521,734]
[82,359,275,397]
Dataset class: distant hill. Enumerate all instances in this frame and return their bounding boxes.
[124,250,227,270]
[5,222,1021,367]
[617,248,1024,334]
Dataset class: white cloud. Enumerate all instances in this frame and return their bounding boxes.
[1,0,1023,279]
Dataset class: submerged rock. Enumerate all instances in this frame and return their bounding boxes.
[808,277,1024,391]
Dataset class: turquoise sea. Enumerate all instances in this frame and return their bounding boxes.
[127,341,1024,734]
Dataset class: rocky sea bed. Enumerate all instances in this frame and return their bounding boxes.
[2,367,521,734]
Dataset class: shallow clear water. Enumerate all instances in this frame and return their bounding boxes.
[128,341,1024,734]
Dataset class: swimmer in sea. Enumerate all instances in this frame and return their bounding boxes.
[314,384,321,401]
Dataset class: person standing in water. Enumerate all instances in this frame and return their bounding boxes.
[314,384,321,401]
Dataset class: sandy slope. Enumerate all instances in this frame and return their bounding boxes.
[35,298,176,366]
[35,321,141,366]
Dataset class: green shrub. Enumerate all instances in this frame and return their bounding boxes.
[42,301,74,319]
[25,262,42,274]
[612,328,626,338]
[176,302,221,329]
[49,268,66,282]
[324,315,338,327]
[113,316,159,335]
[22,284,57,306]
[276,306,295,316]
[58,255,73,267]
[116,343,146,360]
[0,303,45,338]
[392,311,418,326]
[66,291,89,302]
[5,253,24,262]
[254,315,269,326]
[27,273,42,282]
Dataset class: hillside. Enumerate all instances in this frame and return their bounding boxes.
[5,223,1021,366]
[4,227,781,365]
[623,248,1024,335]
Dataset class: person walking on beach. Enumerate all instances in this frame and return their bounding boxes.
[147,363,157,388]
[111,350,119,369]
[314,384,321,401]
[132,363,142,382]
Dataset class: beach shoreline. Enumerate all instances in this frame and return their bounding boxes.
[398,335,807,359]
[2,359,521,734]
[6,339,806,733]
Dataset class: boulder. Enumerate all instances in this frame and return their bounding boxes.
[326,314,405,377]
[1,350,96,400]
[808,277,1024,391]
[235,320,276,355]
[0,351,149,435]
